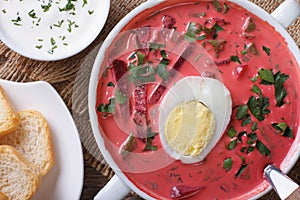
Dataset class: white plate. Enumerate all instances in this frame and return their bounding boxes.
[0,0,110,61]
[0,79,84,200]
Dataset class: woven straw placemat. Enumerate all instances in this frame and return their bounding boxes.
[0,0,299,199]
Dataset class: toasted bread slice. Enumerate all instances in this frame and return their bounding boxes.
[0,110,55,176]
[0,86,19,138]
[0,191,8,200]
[0,145,40,200]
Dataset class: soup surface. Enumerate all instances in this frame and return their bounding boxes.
[96,0,300,199]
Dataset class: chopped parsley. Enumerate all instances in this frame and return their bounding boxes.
[258,68,274,84]
[11,15,22,26]
[230,55,242,64]
[212,0,222,12]
[227,127,237,138]
[262,46,271,56]
[53,20,64,28]
[258,69,289,107]
[272,122,293,138]
[97,98,116,114]
[149,43,166,51]
[247,95,270,121]
[59,0,76,12]
[115,89,128,104]
[184,22,202,42]
[255,140,271,156]
[235,163,248,178]
[226,139,238,150]
[41,3,52,12]
[156,58,170,82]
[28,9,37,18]
[223,157,233,172]
[143,127,158,151]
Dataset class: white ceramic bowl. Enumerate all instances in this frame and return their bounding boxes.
[0,0,110,61]
[88,0,300,199]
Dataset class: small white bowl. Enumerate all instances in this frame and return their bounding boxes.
[0,0,110,61]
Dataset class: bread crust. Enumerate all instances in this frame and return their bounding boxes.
[0,86,19,138]
[0,191,8,200]
[0,145,40,200]
[0,110,55,176]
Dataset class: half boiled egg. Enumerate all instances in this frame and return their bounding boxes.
[159,76,232,164]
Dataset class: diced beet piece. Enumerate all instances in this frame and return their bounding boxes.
[170,185,205,199]
[148,84,167,105]
[234,64,248,79]
[201,71,216,79]
[133,111,148,127]
[162,15,176,29]
[111,59,128,82]
[131,85,148,126]
[134,85,147,114]
[214,58,231,66]
[169,43,195,78]
[243,17,256,32]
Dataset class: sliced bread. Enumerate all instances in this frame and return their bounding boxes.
[0,145,40,200]
[0,110,55,176]
[0,191,8,200]
[0,86,19,138]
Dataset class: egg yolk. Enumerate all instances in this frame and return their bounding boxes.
[164,100,216,156]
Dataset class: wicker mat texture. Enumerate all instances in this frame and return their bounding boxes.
[0,0,299,199]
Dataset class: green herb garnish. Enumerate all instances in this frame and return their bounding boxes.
[143,127,158,151]
[129,65,156,84]
[107,82,115,87]
[236,105,248,120]
[258,68,274,84]
[272,122,293,138]
[227,127,237,138]
[149,43,165,51]
[223,157,233,172]
[59,0,76,12]
[11,16,22,26]
[230,55,242,64]
[274,71,289,107]
[115,89,128,104]
[28,9,37,18]
[226,139,238,150]
[247,95,270,121]
[223,2,229,13]
[251,85,262,95]
[235,164,248,178]
[53,20,64,27]
[258,69,289,107]
[255,140,271,156]
[184,22,202,42]
[41,3,52,12]
[262,46,271,56]
[156,59,170,82]
[212,0,222,12]
[97,98,116,114]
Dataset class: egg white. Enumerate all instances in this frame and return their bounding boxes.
[159,76,232,164]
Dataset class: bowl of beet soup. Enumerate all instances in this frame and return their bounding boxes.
[88,0,300,199]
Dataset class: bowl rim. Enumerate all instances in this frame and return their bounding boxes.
[88,0,300,199]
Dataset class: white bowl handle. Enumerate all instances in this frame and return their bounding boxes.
[271,0,300,28]
[94,175,131,200]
